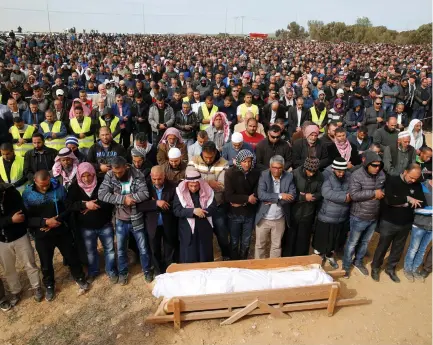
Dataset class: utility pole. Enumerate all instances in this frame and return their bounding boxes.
[142,4,145,34]
[46,1,52,33]
[224,7,228,34]
[240,15,245,35]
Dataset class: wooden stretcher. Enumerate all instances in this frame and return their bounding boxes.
[146,255,371,329]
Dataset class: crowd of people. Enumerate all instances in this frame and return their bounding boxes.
[0,32,431,311]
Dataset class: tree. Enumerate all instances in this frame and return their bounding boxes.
[307,20,324,40]
[286,22,308,40]
[356,17,372,27]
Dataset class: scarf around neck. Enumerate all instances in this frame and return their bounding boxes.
[335,139,352,162]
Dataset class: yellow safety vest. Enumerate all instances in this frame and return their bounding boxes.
[200,104,218,130]
[40,121,66,151]
[0,156,26,194]
[182,96,191,102]
[70,117,94,148]
[238,103,259,119]
[310,107,327,133]
[10,125,35,157]
[99,116,120,143]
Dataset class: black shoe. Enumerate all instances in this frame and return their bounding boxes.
[0,300,11,312]
[9,293,20,307]
[33,287,43,302]
[353,263,369,276]
[385,269,400,283]
[419,269,431,279]
[86,275,97,284]
[45,286,55,302]
[144,271,154,283]
[118,274,128,286]
[76,278,90,291]
[371,268,380,282]
[326,257,339,269]
[109,275,118,284]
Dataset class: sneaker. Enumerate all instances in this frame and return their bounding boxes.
[109,275,118,284]
[403,270,414,282]
[326,257,339,269]
[371,268,380,282]
[76,278,90,291]
[313,249,321,255]
[45,286,55,302]
[413,271,425,282]
[419,269,430,279]
[118,274,128,286]
[343,269,350,279]
[9,294,20,307]
[33,287,43,302]
[144,271,154,283]
[0,300,11,312]
[353,263,369,276]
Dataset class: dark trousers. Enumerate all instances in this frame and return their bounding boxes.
[0,279,5,302]
[149,225,176,274]
[283,216,315,257]
[35,232,85,287]
[120,129,131,149]
[372,220,411,271]
[424,247,432,273]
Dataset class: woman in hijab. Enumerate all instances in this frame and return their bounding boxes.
[156,127,187,165]
[408,119,426,155]
[224,149,261,260]
[52,148,79,190]
[173,169,217,263]
[66,162,117,284]
[69,98,91,119]
[328,98,345,125]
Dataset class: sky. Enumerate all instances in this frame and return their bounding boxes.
[0,0,431,35]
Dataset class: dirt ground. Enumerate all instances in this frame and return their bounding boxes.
[0,133,431,345]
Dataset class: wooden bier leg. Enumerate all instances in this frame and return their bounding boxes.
[257,301,291,319]
[220,299,259,326]
[327,284,339,316]
[173,298,181,330]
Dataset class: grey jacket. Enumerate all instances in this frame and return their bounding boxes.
[255,170,296,226]
[98,165,149,231]
[317,171,351,224]
[383,144,416,176]
[148,104,175,133]
[363,107,385,137]
[349,151,386,221]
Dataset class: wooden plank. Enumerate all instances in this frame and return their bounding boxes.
[173,298,181,330]
[166,283,335,312]
[166,255,323,273]
[327,285,339,316]
[326,270,345,278]
[220,299,259,325]
[146,297,371,324]
[257,301,291,319]
[154,298,168,316]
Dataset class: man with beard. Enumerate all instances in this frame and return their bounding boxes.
[241,118,265,150]
[371,165,425,283]
[148,94,175,144]
[205,112,231,153]
[236,91,259,124]
[127,132,157,166]
[131,93,150,141]
[197,96,218,131]
[319,121,338,148]
[0,143,27,193]
[222,132,253,167]
[287,98,310,138]
[52,148,79,191]
[348,126,372,156]
[130,148,152,179]
[327,127,361,171]
[383,131,416,176]
[174,101,200,147]
[65,136,87,163]
[156,127,187,165]
[309,101,328,134]
[98,108,121,143]
[292,124,328,169]
[161,148,187,185]
[373,116,399,149]
[363,97,385,137]
[256,125,292,171]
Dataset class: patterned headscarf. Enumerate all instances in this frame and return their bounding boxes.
[158,127,184,145]
[235,149,255,173]
[210,112,230,143]
[304,157,320,172]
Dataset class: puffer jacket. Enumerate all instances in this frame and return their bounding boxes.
[317,171,351,224]
[349,151,386,220]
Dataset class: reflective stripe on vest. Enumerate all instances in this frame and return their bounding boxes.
[310,107,327,132]
[200,104,218,130]
[239,103,259,119]
[10,125,35,157]
[40,121,66,151]
[70,117,93,148]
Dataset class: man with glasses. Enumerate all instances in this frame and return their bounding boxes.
[231,85,242,108]
[373,116,399,150]
[255,124,292,171]
[363,97,385,137]
[342,151,386,278]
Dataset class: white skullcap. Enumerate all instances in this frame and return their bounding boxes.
[398,131,410,139]
[231,132,244,143]
[168,148,182,159]
[336,88,344,95]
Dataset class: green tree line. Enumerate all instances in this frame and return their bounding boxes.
[275,18,432,45]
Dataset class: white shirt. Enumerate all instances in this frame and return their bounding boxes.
[263,176,284,220]
[270,110,277,124]
[297,109,302,127]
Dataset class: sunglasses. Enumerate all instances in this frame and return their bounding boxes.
[232,90,239,92]
[370,163,381,168]
[270,135,281,139]
[375,102,382,105]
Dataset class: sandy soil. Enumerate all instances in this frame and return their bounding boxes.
[0,132,431,345]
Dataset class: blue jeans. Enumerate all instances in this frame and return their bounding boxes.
[382,102,394,117]
[213,204,231,258]
[82,224,117,278]
[116,219,151,275]
[343,216,377,270]
[228,214,254,260]
[404,227,432,273]
[413,107,426,120]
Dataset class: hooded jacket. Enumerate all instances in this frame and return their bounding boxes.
[348,151,386,220]
[0,184,28,243]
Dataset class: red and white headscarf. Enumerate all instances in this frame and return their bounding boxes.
[210,112,230,143]
[158,127,184,145]
[175,169,214,233]
[52,148,79,186]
